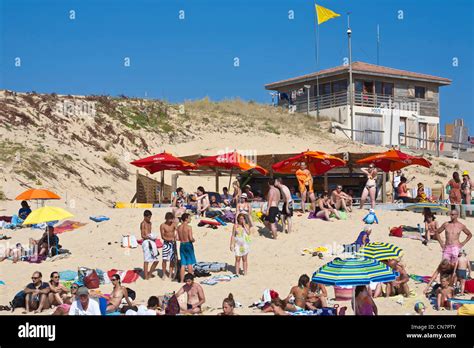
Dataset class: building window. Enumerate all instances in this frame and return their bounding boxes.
[332,79,347,93]
[383,83,394,96]
[415,86,425,99]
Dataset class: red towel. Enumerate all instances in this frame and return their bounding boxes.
[107,269,140,283]
[0,216,12,223]
[137,238,163,248]
[54,220,87,234]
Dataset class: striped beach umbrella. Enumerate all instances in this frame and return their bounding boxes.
[357,242,403,261]
[311,257,399,286]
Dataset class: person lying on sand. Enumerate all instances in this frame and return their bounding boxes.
[0,243,24,263]
[23,271,51,314]
[271,298,289,316]
[284,274,309,312]
[106,274,133,313]
[175,274,205,314]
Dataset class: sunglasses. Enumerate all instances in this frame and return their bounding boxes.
[112,278,119,281]
[71,286,78,289]
[31,277,40,280]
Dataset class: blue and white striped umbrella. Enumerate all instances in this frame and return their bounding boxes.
[311,257,399,286]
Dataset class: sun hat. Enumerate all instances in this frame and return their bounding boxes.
[241,193,248,199]
[462,171,469,176]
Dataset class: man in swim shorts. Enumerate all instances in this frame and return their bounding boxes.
[435,209,472,266]
[176,274,205,314]
[160,212,178,280]
[295,162,316,213]
[24,271,51,313]
[141,210,159,280]
[264,178,281,239]
[177,213,197,282]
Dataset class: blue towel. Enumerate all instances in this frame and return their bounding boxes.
[59,270,78,281]
[448,298,474,304]
[90,216,110,222]
[0,281,5,285]
[99,297,108,315]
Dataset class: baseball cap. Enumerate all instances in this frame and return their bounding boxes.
[77,287,89,296]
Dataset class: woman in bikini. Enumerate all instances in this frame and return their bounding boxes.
[231,181,242,207]
[360,164,378,209]
[106,274,134,313]
[314,192,340,221]
[461,171,474,204]
[447,172,462,207]
[284,274,310,312]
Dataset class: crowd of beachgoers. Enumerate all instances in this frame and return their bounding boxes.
[1,162,473,316]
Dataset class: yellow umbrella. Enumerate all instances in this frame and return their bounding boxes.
[23,206,74,225]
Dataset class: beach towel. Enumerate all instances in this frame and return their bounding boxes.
[448,298,474,305]
[0,281,5,285]
[193,262,227,273]
[301,247,329,255]
[0,216,12,223]
[106,269,140,284]
[201,274,238,286]
[54,220,87,234]
[457,304,474,315]
[465,280,474,293]
[89,215,110,222]
[409,275,431,284]
[59,270,78,282]
[137,238,163,249]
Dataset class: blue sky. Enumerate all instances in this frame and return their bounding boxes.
[1,0,473,131]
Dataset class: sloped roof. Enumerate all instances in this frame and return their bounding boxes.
[265,61,452,89]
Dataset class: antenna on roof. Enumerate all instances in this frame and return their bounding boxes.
[376,24,380,65]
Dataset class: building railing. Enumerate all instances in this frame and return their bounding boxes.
[291,91,435,114]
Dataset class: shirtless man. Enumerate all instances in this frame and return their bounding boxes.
[330,185,352,212]
[106,274,134,313]
[141,210,159,280]
[295,162,316,213]
[284,274,310,312]
[160,212,177,280]
[435,209,472,266]
[177,213,197,282]
[275,177,293,234]
[175,273,205,314]
[385,260,410,297]
[264,179,281,239]
[436,276,454,311]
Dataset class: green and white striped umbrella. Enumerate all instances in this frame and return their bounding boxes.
[357,242,403,261]
[311,257,399,286]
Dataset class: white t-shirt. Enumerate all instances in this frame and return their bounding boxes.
[393,175,401,189]
[69,298,102,315]
[125,305,156,316]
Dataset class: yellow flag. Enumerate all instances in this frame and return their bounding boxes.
[315,4,340,25]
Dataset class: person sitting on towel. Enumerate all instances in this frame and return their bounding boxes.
[176,274,206,314]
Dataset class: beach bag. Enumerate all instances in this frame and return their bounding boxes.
[389,226,403,238]
[10,291,26,310]
[165,294,180,315]
[363,214,375,224]
[223,210,236,222]
[122,235,138,248]
[84,270,100,289]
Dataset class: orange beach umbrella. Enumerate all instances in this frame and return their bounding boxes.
[272,151,346,175]
[356,149,432,173]
[196,151,268,176]
[16,188,61,201]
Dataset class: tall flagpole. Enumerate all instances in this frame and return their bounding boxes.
[313,2,320,120]
[377,24,380,65]
[347,13,354,141]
